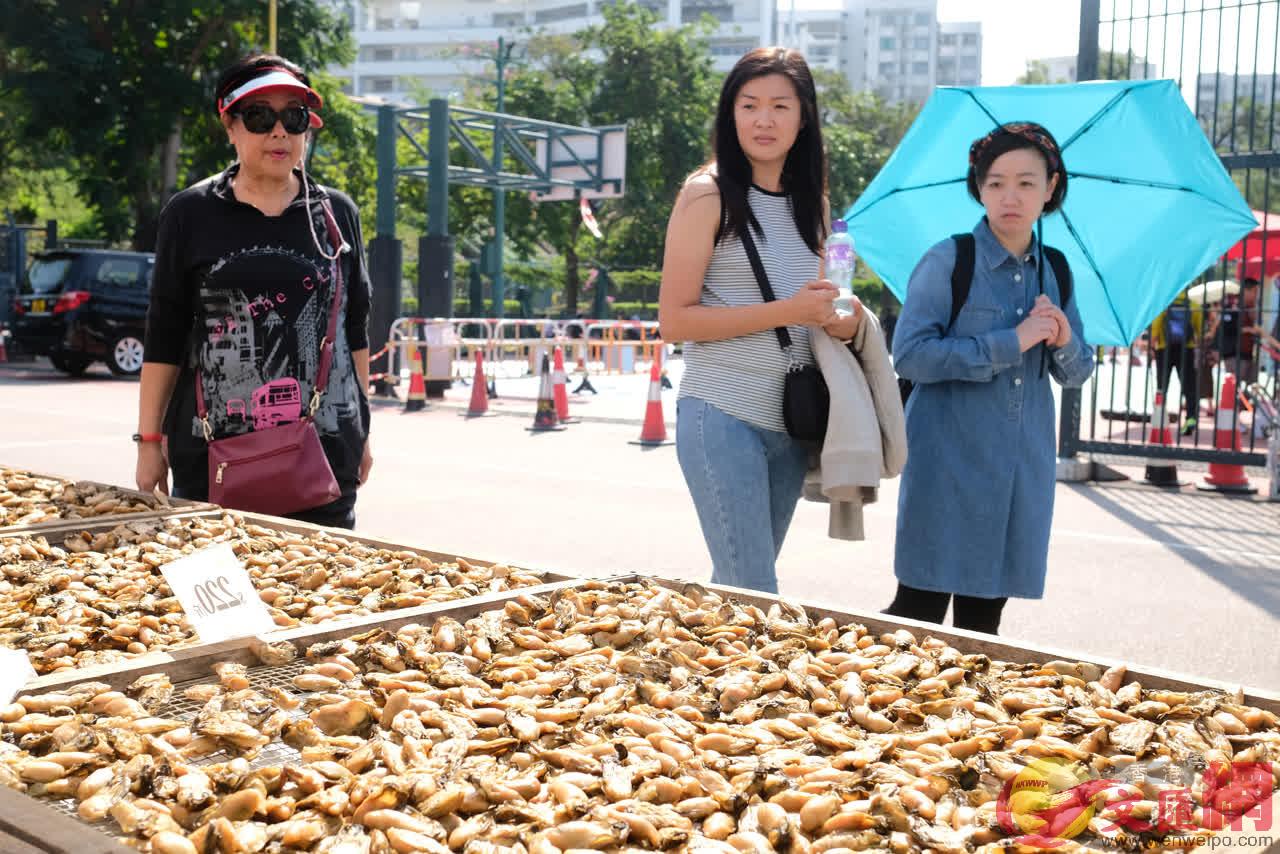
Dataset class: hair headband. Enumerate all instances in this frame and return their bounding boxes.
[969,122,1062,175]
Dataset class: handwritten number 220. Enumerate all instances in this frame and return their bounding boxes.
[193,577,243,615]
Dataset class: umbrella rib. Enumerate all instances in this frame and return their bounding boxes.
[1068,172,1261,220]
[1058,209,1128,340]
[846,178,967,220]
[1060,89,1135,151]
[962,90,1004,128]
[1068,171,1193,192]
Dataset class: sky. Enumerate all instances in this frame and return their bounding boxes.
[935,0,1082,85]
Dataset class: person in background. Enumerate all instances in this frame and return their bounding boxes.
[1151,290,1205,436]
[1231,278,1262,385]
[889,122,1092,635]
[136,54,372,528]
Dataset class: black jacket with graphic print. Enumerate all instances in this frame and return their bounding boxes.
[144,165,372,510]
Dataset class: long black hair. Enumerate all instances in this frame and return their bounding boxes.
[706,47,828,256]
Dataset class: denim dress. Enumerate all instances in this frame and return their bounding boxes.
[891,218,1094,599]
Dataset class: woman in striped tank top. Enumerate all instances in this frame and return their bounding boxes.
[659,48,863,594]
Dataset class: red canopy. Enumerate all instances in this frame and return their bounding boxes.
[1226,209,1280,280]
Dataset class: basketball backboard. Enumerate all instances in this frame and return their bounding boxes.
[532,126,626,202]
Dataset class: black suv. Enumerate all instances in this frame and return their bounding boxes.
[10,249,154,376]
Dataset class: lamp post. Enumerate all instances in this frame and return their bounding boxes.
[492,37,517,318]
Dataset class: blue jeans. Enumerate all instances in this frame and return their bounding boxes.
[676,397,810,594]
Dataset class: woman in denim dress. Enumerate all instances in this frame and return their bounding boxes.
[888,123,1094,634]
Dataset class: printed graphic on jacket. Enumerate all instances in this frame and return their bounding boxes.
[190,243,358,441]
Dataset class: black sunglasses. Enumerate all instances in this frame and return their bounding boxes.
[235,103,310,134]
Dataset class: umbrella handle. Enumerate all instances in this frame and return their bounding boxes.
[1038,219,1047,379]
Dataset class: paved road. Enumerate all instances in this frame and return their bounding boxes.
[2,357,1277,692]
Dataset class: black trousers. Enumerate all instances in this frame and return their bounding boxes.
[171,485,357,530]
[884,583,1008,635]
[1155,344,1199,419]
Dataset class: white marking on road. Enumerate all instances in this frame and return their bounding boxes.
[1052,527,1280,562]
[0,403,133,426]
[0,437,124,450]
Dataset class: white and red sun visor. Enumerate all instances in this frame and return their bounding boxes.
[218,69,324,128]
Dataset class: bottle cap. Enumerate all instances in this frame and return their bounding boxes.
[832,219,848,233]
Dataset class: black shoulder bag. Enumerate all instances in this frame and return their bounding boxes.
[738,224,830,443]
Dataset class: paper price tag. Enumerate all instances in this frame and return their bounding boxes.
[0,647,37,705]
[160,543,276,643]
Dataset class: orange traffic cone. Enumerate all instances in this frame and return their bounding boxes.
[463,349,493,417]
[1144,391,1181,487]
[630,346,673,447]
[404,344,427,413]
[551,346,575,424]
[527,353,566,432]
[1199,373,1256,494]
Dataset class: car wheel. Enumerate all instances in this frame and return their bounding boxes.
[108,335,145,377]
[49,354,92,376]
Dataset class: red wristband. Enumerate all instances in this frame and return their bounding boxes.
[132,433,163,443]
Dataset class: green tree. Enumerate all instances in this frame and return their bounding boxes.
[445,5,717,315]
[3,0,364,250]
[814,69,918,216]
[1017,51,1154,85]
[1199,97,1280,212]
[1016,60,1057,85]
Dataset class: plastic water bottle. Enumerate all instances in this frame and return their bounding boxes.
[825,219,856,313]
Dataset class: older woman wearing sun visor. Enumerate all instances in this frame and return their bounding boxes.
[135,54,373,529]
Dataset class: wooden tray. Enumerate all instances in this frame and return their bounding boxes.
[0,467,214,537]
[5,510,578,690]
[24,575,597,695]
[0,785,132,854]
[5,574,1278,853]
[680,578,1280,716]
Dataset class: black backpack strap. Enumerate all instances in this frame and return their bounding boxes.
[948,233,976,331]
[1044,245,1072,308]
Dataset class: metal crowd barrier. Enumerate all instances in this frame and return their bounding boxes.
[378,317,665,383]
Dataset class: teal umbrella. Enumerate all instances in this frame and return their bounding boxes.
[844,80,1256,346]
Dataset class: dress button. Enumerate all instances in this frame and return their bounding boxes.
[1014,273,1022,282]
[1015,378,1023,386]
[1016,308,1024,316]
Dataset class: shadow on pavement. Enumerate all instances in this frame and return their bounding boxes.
[1067,482,1280,617]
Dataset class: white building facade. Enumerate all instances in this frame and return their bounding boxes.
[331,0,777,102]
[332,0,980,106]
[783,0,981,103]
[936,20,980,87]
[1032,54,1157,84]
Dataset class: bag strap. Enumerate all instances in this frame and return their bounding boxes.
[947,233,976,331]
[197,198,346,436]
[1044,245,1072,308]
[738,222,793,352]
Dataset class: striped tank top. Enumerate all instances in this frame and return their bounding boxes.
[679,184,820,433]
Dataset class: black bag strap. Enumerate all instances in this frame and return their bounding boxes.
[1044,245,1073,308]
[739,222,794,352]
[948,233,976,331]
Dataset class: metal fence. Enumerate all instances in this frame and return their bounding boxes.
[1063,0,1279,468]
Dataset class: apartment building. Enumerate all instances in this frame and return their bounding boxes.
[331,0,776,102]
[332,0,980,106]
